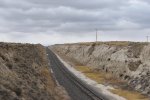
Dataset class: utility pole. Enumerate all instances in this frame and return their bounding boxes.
[146,36,150,42]
[96,29,98,42]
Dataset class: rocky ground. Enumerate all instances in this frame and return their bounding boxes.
[0,42,70,100]
[51,41,150,97]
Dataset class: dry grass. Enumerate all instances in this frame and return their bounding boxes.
[75,66,150,100]
[41,68,55,91]
[0,43,69,100]
[75,66,123,84]
[64,41,130,47]
[59,41,148,48]
[110,89,149,100]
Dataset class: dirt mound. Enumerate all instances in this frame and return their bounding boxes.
[0,42,70,100]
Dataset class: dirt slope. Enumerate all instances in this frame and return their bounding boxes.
[0,42,70,100]
[51,41,150,97]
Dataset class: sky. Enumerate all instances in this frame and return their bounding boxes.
[0,0,150,45]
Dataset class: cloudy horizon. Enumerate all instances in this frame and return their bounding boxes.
[0,0,150,45]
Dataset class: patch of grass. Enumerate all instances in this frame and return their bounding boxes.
[75,66,123,84]
[40,68,55,92]
[64,41,130,47]
[75,66,150,100]
[110,89,149,100]
[63,41,148,48]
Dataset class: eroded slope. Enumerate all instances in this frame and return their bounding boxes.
[0,43,69,100]
[52,42,150,97]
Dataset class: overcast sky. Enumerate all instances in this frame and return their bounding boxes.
[0,0,150,45]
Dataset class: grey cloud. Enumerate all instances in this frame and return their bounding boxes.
[141,0,150,4]
[0,0,33,10]
[26,0,130,9]
[0,0,150,44]
[121,0,150,29]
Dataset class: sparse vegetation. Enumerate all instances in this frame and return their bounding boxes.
[75,66,123,84]
[61,41,148,47]
[52,41,150,99]
[63,41,129,46]
[110,89,149,100]
[0,43,70,100]
[75,66,150,100]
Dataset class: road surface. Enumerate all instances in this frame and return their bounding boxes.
[47,48,106,100]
